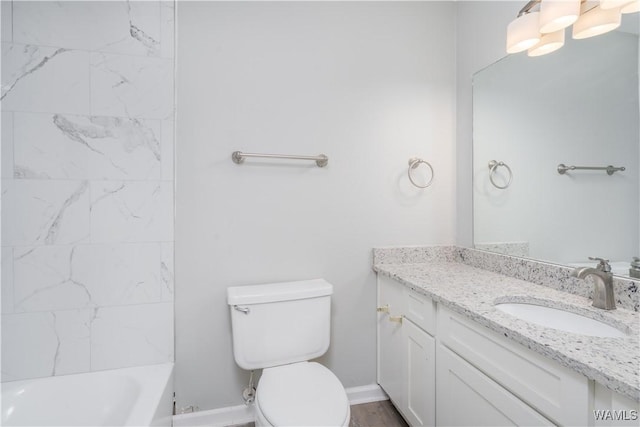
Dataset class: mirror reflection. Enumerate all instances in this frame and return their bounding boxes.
[473,26,639,278]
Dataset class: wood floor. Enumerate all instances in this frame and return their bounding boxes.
[228,399,408,427]
[349,400,408,427]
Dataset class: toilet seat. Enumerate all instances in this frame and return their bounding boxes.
[255,362,350,426]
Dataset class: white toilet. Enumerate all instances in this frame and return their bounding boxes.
[227,279,350,427]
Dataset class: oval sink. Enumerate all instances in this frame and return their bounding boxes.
[495,302,628,338]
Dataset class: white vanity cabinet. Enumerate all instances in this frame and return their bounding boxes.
[377,275,436,426]
[376,274,638,427]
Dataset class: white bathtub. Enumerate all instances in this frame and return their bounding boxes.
[1,363,174,426]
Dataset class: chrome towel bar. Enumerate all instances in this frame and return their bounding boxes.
[232,151,328,167]
[557,164,625,176]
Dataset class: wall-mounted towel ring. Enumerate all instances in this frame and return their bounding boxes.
[408,158,434,189]
[488,160,512,189]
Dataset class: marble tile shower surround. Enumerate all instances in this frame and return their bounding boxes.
[372,246,639,312]
[1,1,175,382]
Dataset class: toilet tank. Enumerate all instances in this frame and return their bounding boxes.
[227,279,333,370]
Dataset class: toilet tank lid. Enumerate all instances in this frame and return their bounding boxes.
[227,279,333,305]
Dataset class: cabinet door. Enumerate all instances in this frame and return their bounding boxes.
[377,276,405,405]
[436,344,554,427]
[403,318,435,427]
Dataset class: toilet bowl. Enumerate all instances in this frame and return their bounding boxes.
[227,279,350,427]
[254,362,350,427]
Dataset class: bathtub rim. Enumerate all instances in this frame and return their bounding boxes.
[1,362,174,427]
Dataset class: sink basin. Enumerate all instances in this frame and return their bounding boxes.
[495,302,628,338]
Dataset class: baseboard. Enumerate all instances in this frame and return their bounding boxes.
[346,383,389,405]
[173,384,388,427]
[173,404,253,427]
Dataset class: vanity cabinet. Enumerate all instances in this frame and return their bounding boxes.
[377,275,436,426]
[377,274,637,427]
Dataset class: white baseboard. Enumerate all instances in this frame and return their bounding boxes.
[173,384,388,427]
[173,403,253,427]
[345,383,389,405]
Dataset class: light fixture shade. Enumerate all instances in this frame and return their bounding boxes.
[528,29,565,56]
[622,0,640,13]
[540,0,581,33]
[507,12,541,53]
[599,0,634,9]
[573,4,621,39]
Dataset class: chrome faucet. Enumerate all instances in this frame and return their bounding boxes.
[571,257,616,310]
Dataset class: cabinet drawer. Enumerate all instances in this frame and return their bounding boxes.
[438,305,590,426]
[378,275,407,317]
[378,276,435,335]
[405,288,436,336]
[436,344,553,426]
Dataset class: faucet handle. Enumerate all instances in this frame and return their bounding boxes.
[589,257,611,273]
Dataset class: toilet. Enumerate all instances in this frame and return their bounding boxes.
[227,279,350,427]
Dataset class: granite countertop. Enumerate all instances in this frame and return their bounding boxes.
[374,261,640,402]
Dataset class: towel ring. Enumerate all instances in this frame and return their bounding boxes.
[488,160,512,189]
[408,158,434,189]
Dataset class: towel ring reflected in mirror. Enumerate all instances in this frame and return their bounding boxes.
[488,160,513,190]
[408,158,434,189]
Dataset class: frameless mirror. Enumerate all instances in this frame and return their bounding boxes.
[473,22,639,279]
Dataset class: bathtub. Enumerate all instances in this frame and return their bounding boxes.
[1,363,174,426]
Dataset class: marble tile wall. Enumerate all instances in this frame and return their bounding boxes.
[1,1,175,382]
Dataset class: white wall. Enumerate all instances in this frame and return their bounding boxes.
[1,1,175,381]
[175,1,456,410]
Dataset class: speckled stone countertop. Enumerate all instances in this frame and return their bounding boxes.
[373,247,640,402]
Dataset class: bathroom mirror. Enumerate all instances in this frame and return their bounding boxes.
[473,24,639,279]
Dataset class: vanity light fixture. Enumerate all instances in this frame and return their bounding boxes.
[539,0,581,33]
[528,29,565,56]
[506,11,542,53]
[573,2,621,39]
[506,0,638,56]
